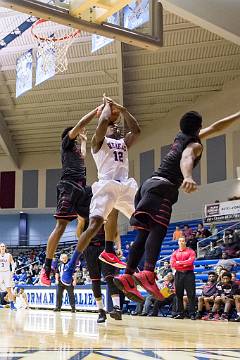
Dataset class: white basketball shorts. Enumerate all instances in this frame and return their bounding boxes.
[90,178,138,220]
[0,271,12,288]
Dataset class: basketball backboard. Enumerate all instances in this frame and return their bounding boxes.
[0,0,163,50]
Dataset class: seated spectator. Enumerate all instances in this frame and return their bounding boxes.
[203,244,222,260]
[18,269,27,284]
[25,272,33,285]
[215,252,238,272]
[231,272,240,286]
[195,272,218,319]
[172,226,183,241]
[182,225,193,242]
[209,223,218,237]
[196,223,211,238]
[158,261,172,279]
[15,288,29,310]
[206,272,239,321]
[186,236,198,252]
[140,273,176,317]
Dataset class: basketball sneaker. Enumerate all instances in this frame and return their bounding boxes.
[99,250,126,268]
[133,270,164,301]
[97,309,107,323]
[109,306,122,320]
[40,268,51,286]
[114,274,144,303]
[61,262,74,286]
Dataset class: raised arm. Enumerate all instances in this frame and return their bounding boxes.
[199,111,240,139]
[180,142,203,193]
[91,103,112,153]
[104,96,141,148]
[79,129,88,159]
[68,107,98,140]
[123,109,141,148]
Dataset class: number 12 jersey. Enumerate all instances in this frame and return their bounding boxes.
[92,137,129,181]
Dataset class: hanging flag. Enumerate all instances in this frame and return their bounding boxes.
[123,0,149,30]
[92,12,120,53]
[16,49,33,98]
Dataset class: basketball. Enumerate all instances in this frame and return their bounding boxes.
[96,105,120,122]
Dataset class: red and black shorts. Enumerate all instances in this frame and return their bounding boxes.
[83,244,118,281]
[54,180,92,221]
[130,177,179,231]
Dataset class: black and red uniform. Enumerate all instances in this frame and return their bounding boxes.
[127,132,202,273]
[131,132,202,230]
[55,134,92,221]
[83,226,119,299]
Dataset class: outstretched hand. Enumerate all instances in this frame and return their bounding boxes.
[103,94,125,112]
[181,177,197,193]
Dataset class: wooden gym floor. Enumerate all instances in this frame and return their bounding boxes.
[0,309,239,359]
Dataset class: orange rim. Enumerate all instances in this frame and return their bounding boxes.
[31,18,80,42]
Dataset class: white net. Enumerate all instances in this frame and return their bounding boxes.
[32,19,80,74]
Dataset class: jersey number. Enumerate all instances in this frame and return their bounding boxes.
[113,151,123,162]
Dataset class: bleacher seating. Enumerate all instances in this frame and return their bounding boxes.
[121,219,240,286]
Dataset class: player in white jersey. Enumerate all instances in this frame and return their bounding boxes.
[0,243,16,310]
[61,97,140,286]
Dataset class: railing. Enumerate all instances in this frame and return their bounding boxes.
[197,221,240,258]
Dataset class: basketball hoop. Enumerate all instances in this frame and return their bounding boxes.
[31,19,80,73]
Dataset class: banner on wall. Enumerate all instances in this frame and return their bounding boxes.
[91,12,120,52]
[24,285,107,310]
[204,200,240,223]
[16,49,33,98]
[123,0,149,30]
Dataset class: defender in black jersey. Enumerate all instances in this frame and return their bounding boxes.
[40,108,99,286]
[83,209,122,323]
[114,110,240,302]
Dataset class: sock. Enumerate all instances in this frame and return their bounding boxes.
[126,229,148,274]
[96,299,104,310]
[69,250,81,268]
[10,301,15,309]
[105,241,114,254]
[112,296,120,308]
[237,312,240,316]
[144,223,167,272]
[44,258,52,276]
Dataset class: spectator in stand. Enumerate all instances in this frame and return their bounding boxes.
[205,272,239,321]
[210,223,218,237]
[215,252,238,272]
[196,223,211,238]
[186,236,198,252]
[230,272,240,322]
[18,269,27,284]
[170,237,196,320]
[231,272,240,286]
[172,226,183,241]
[195,272,218,319]
[140,273,176,317]
[158,261,172,279]
[182,225,193,242]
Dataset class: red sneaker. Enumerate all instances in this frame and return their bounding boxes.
[99,250,126,269]
[40,268,51,286]
[113,274,144,303]
[133,270,164,301]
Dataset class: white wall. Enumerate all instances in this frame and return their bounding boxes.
[128,77,240,221]
[0,77,240,224]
